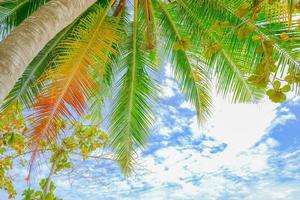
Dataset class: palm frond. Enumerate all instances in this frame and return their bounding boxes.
[256,4,300,69]
[30,1,121,152]
[110,2,158,174]
[0,0,48,40]
[88,60,115,124]
[154,0,212,121]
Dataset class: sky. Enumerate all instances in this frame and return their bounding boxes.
[2,65,300,199]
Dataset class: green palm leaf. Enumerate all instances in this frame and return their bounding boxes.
[154,0,212,121]
[110,1,158,174]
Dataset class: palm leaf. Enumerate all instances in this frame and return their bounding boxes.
[30,1,121,152]
[88,59,115,124]
[141,0,156,49]
[221,0,300,93]
[154,0,212,121]
[255,4,300,69]
[110,1,158,174]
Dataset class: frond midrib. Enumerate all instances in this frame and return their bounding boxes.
[124,0,139,166]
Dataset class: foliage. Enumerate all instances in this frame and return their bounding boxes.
[0,0,300,183]
[27,2,121,158]
[0,104,28,198]
[0,103,27,154]
[0,157,16,199]
[22,179,61,200]
[109,1,158,174]
[0,105,109,198]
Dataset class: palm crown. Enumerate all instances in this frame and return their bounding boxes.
[0,0,299,174]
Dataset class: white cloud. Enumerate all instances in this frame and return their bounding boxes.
[291,96,300,103]
[269,112,297,128]
[125,134,300,200]
[160,85,175,98]
[243,181,300,200]
[55,179,71,189]
[188,116,202,140]
[159,78,179,99]
[179,101,194,110]
[158,127,172,137]
[280,106,290,113]
[190,95,280,155]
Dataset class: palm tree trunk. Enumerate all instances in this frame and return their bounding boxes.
[0,0,97,103]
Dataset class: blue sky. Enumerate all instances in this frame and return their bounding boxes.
[3,65,300,199]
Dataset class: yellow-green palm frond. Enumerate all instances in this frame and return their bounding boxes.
[256,0,300,28]
[256,1,300,66]
[29,1,122,156]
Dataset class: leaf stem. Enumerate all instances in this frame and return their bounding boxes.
[43,151,62,198]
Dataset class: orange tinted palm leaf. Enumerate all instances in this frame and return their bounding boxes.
[29,3,121,152]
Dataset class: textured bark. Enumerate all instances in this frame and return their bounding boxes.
[0,0,97,102]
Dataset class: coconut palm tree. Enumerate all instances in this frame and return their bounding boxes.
[0,0,299,174]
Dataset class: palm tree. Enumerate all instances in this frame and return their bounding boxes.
[0,0,299,174]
